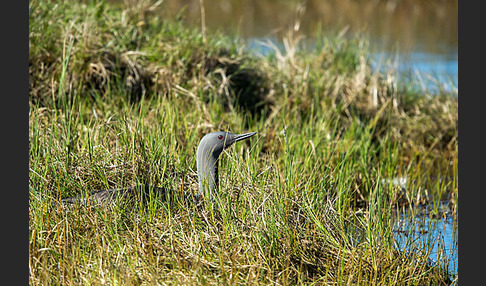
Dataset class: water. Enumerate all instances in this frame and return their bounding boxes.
[161,0,458,95]
[394,203,458,280]
[247,38,458,94]
[384,177,458,279]
[371,50,458,94]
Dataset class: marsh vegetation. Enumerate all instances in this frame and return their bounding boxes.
[29,0,457,284]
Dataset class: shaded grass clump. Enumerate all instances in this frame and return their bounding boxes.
[29,0,273,117]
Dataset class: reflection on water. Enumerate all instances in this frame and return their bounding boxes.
[163,0,458,52]
[394,202,458,280]
[159,0,457,94]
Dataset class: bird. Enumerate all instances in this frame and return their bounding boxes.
[197,131,257,197]
[60,131,257,206]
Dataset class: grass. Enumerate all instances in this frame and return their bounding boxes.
[29,0,457,284]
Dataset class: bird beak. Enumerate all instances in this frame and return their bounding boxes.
[233,132,257,143]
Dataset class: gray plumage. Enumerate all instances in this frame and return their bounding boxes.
[197,131,257,197]
[61,131,257,206]
[60,185,164,207]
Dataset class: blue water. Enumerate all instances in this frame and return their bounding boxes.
[371,51,458,95]
[246,38,458,95]
[394,204,458,281]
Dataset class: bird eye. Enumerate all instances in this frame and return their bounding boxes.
[218,135,223,140]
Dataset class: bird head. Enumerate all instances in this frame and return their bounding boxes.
[196,130,257,197]
[198,131,257,159]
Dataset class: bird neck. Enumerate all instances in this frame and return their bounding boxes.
[197,146,221,197]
